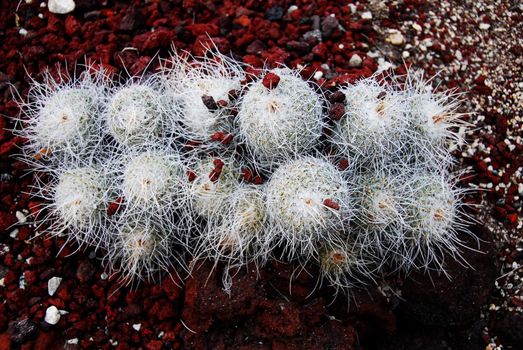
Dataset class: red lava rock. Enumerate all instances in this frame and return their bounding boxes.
[221,134,234,145]
[242,168,253,183]
[145,340,163,350]
[262,72,280,89]
[65,16,81,37]
[107,197,124,216]
[210,131,225,142]
[201,95,218,111]
[187,169,197,182]
[0,333,10,350]
[162,275,182,302]
[76,259,96,283]
[329,102,345,121]
[323,199,340,210]
[0,211,15,232]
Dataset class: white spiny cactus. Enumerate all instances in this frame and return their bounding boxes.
[187,155,240,221]
[163,50,244,142]
[331,77,408,163]
[107,214,184,284]
[237,68,325,171]
[197,184,267,264]
[16,66,108,165]
[104,78,177,146]
[265,156,352,260]
[31,163,110,249]
[17,56,474,291]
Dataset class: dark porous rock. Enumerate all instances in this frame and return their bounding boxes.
[374,224,497,349]
[492,312,523,347]
[76,259,96,283]
[8,318,37,344]
[180,261,358,349]
[266,6,284,21]
[321,16,339,38]
[120,6,145,32]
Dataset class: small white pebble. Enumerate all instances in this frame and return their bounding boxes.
[313,71,323,80]
[348,4,357,14]
[38,13,44,19]
[412,23,422,32]
[45,306,61,325]
[66,339,79,345]
[40,2,46,7]
[287,5,298,13]
[158,331,164,339]
[19,28,28,36]
[48,0,75,14]
[518,183,523,194]
[16,211,27,224]
[479,23,491,30]
[361,12,372,20]
[338,43,344,49]
[348,54,362,67]
[132,323,142,331]
[100,272,108,280]
[402,51,410,58]
[386,32,406,46]
[9,229,19,239]
[48,277,62,296]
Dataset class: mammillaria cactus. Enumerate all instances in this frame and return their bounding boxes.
[237,68,325,171]
[16,66,107,166]
[15,51,473,292]
[265,156,352,260]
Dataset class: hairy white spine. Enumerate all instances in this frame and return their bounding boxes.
[265,156,352,260]
[237,68,325,171]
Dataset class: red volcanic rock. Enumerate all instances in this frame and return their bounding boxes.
[262,72,280,89]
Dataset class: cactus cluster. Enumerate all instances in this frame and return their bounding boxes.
[15,51,473,292]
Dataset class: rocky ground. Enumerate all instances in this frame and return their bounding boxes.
[0,0,521,349]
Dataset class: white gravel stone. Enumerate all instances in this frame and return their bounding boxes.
[348,54,362,67]
[132,323,142,331]
[386,32,406,46]
[313,71,323,80]
[16,211,27,224]
[47,277,62,296]
[48,0,75,14]
[45,306,61,325]
[361,11,372,20]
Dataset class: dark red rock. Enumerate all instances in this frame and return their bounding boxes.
[329,102,345,121]
[76,260,96,283]
[201,95,218,112]
[262,72,280,89]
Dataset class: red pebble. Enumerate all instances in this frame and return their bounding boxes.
[262,72,281,89]
[187,170,197,182]
[242,168,253,182]
[338,159,349,170]
[329,103,345,121]
[107,197,124,216]
[210,131,225,142]
[221,134,234,145]
[323,199,340,210]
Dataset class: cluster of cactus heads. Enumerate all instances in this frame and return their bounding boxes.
[14,49,473,292]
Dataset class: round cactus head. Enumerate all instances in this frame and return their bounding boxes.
[109,216,177,283]
[106,82,168,146]
[237,68,325,170]
[332,78,408,161]
[199,184,267,264]
[165,50,244,141]
[188,156,239,220]
[265,156,352,259]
